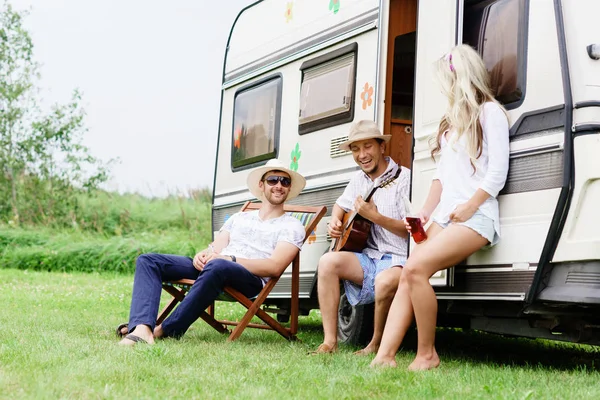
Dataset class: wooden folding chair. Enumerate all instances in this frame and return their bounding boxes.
[157,202,326,341]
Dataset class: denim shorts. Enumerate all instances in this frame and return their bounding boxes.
[433,210,498,246]
[343,253,403,306]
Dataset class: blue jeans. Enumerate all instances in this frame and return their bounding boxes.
[128,253,264,338]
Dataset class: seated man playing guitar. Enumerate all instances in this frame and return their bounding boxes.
[312,120,410,355]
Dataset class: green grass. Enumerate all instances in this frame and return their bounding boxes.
[1,269,599,399]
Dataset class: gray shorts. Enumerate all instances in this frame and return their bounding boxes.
[343,253,404,306]
[433,210,498,246]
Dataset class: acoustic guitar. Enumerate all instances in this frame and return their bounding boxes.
[329,167,402,252]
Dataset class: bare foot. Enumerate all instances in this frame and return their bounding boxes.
[354,343,379,356]
[407,352,440,371]
[153,324,164,339]
[118,325,154,346]
[310,342,338,354]
[370,356,397,368]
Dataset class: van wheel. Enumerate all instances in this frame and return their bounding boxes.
[337,293,374,345]
[277,313,290,323]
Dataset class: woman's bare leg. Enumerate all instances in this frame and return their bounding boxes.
[404,224,488,371]
[370,223,444,367]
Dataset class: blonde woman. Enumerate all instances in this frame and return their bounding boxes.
[371,44,510,370]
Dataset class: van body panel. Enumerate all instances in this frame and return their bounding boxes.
[225,0,379,85]
[213,0,600,343]
[553,134,600,261]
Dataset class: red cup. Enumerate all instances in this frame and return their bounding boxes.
[406,216,428,243]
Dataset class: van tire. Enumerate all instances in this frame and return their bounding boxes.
[337,293,374,345]
[277,313,290,323]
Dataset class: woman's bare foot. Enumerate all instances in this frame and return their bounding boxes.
[370,356,397,368]
[407,351,440,371]
[118,325,154,346]
[354,343,379,356]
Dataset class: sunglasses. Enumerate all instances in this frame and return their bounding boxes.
[263,176,292,188]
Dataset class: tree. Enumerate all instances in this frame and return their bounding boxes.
[0,1,111,225]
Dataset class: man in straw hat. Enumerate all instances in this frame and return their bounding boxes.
[312,120,410,355]
[118,159,306,345]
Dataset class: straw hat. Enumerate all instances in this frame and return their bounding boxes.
[338,120,391,151]
[247,159,306,201]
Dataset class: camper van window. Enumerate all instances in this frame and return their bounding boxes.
[231,75,282,170]
[298,43,358,135]
[463,0,526,106]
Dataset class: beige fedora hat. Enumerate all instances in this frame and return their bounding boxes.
[247,159,306,201]
[338,120,391,151]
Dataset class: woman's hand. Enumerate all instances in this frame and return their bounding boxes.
[449,202,478,223]
[404,211,430,232]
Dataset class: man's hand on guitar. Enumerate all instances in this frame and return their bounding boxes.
[328,217,343,238]
[354,196,378,221]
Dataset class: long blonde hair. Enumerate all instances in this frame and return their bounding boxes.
[430,44,507,170]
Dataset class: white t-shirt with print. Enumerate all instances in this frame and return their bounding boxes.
[219,210,305,265]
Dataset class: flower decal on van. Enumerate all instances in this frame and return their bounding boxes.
[329,0,340,14]
[290,143,301,171]
[360,82,374,110]
[233,127,242,149]
[285,2,293,23]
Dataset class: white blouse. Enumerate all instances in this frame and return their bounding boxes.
[432,102,510,239]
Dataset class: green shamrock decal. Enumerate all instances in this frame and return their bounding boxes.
[329,0,340,14]
[290,143,301,171]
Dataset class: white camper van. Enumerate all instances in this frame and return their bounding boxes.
[212,0,600,345]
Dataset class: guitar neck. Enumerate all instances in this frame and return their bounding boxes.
[347,167,401,225]
[363,187,378,203]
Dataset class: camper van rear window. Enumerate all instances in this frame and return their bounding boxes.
[298,43,358,135]
[231,76,282,170]
[463,0,527,107]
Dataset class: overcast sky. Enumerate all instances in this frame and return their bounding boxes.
[10,0,254,197]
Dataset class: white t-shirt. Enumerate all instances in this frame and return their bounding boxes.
[219,210,305,265]
[432,102,510,239]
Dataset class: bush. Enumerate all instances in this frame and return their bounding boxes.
[0,228,210,274]
[71,190,212,235]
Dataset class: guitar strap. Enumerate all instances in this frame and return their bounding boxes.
[363,163,401,202]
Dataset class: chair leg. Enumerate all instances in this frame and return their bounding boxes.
[157,297,180,325]
[226,284,294,341]
[157,285,187,325]
[253,308,294,340]
[290,256,299,336]
[159,285,228,334]
[199,310,229,334]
